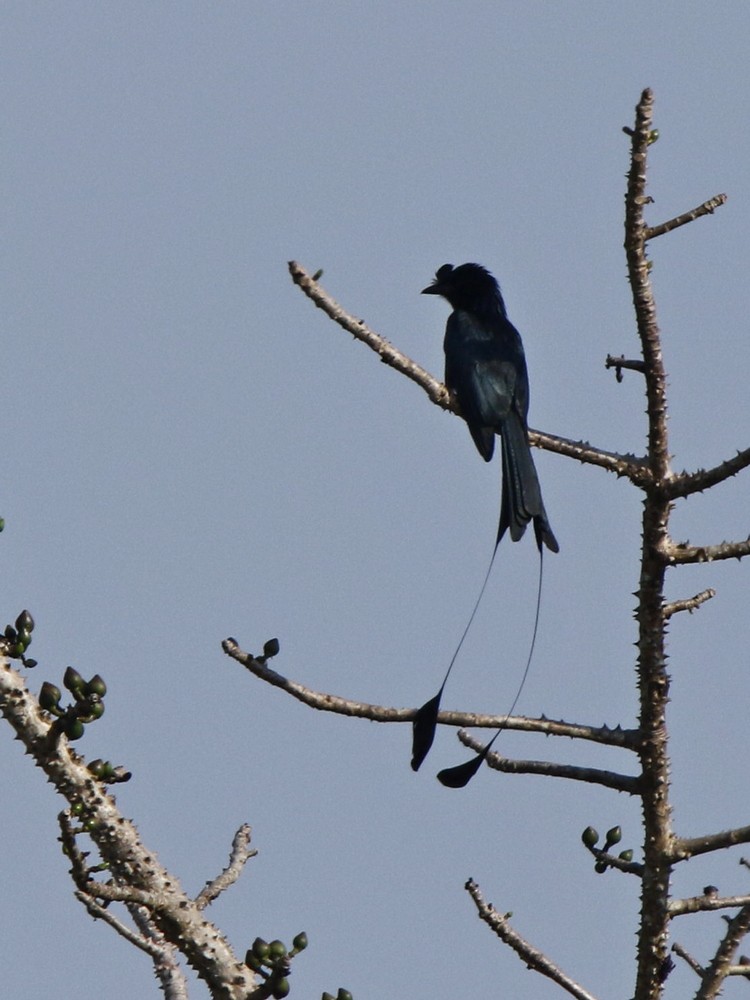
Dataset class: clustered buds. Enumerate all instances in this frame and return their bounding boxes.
[244,932,308,998]
[88,758,131,784]
[2,609,38,667]
[39,665,108,743]
[581,824,634,874]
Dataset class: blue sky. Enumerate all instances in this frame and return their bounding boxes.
[4,4,750,998]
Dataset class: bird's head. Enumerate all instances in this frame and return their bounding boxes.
[421,263,504,314]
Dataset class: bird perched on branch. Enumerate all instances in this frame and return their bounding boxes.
[411,263,558,777]
[422,262,558,553]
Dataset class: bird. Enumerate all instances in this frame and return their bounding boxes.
[410,263,558,775]
[422,263,558,554]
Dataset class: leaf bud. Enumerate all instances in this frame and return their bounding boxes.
[15,610,35,634]
[292,931,308,952]
[263,638,280,658]
[581,826,599,848]
[39,682,62,712]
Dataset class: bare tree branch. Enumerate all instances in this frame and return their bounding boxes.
[130,907,190,1000]
[670,893,750,917]
[456,730,640,794]
[645,193,728,240]
[672,941,705,977]
[195,824,257,910]
[663,588,715,619]
[624,87,675,1000]
[661,537,750,565]
[465,878,600,1000]
[672,825,750,861]
[75,891,190,1000]
[222,639,638,749]
[670,447,750,497]
[624,90,670,484]
[695,904,750,1000]
[605,354,646,381]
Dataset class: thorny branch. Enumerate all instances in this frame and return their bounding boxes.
[195,824,257,911]
[222,638,638,749]
[0,659,260,1000]
[455,730,640,794]
[465,878,600,1000]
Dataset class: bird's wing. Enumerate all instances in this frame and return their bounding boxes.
[468,357,517,426]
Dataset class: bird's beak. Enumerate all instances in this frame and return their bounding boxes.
[421,283,441,295]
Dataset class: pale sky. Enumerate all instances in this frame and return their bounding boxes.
[4,4,750,998]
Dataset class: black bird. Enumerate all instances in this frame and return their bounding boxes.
[422,263,558,553]
[411,263,558,775]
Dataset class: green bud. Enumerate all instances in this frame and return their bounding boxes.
[292,931,308,952]
[272,979,290,999]
[24,658,38,668]
[244,950,262,971]
[647,129,659,144]
[70,801,84,816]
[4,624,16,640]
[268,939,287,960]
[0,518,5,531]
[618,849,634,863]
[581,826,599,848]
[263,638,280,659]
[63,667,85,696]
[39,682,62,712]
[86,674,107,697]
[15,610,35,634]
[604,825,622,848]
[84,700,105,720]
[322,994,335,1000]
[65,718,85,741]
[252,938,270,960]
[311,269,324,282]
[337,991,353,1000]
[594,860,607,874]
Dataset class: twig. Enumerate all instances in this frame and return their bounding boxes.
[75,893,167,960]
[605,354,646,382]
[465,878,600,1000]
[645,194,727,240]
[672,941,704,977]
[130,907,190,1000]
[663,588,715,619]
[195,824,257,910]
[456,730,640,794]
[672,825,750,862]
[695,903,750,1000]
[661,538,750,565]
[670,447,750,497]
[670,893,750,917]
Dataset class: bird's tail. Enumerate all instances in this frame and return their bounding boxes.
[498,412,559,553]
